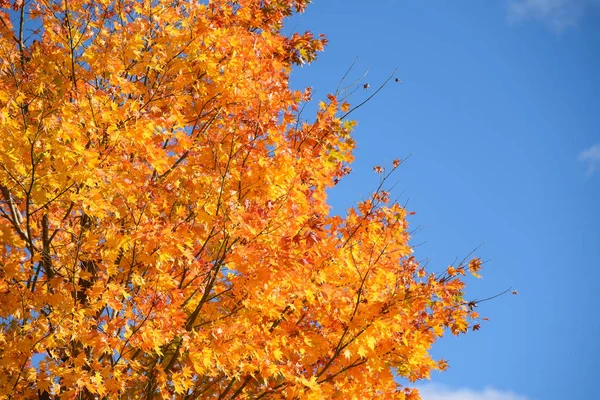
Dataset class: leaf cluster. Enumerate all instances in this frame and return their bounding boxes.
[0,0,482,398]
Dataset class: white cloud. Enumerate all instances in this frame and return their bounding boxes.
[507,0,592,31]
[579,144,600,175]
[417,383,530,400]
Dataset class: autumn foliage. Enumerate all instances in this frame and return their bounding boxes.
[0,0,483,398]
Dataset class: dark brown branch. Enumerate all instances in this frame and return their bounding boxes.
[229,376,251,399]
[41,214,54,279]
[340,69,397,120]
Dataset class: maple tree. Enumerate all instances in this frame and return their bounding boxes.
[0,0,486,398]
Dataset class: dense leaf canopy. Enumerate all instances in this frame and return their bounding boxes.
[0,0,482,398]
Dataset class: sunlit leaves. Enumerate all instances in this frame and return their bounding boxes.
[0,0,483,398]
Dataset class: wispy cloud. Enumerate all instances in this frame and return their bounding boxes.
[579,144,600,175]
[507,0,594,31]
[418,383,530,400]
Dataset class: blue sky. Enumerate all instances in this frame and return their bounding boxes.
[289,1,600,399]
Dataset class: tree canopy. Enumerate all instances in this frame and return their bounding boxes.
[0,0,484,398]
